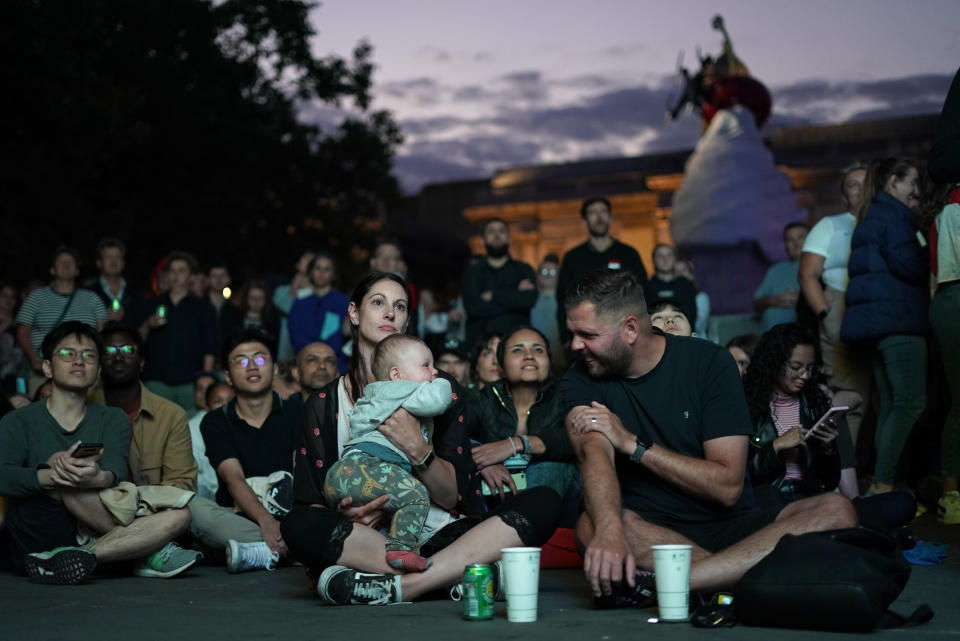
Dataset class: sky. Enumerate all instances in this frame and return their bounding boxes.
[302,0,958,193]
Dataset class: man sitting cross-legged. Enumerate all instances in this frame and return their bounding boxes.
[561,270,856,608]
[0,321,195,584]
[190,328,299,573]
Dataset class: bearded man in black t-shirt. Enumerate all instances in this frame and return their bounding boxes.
[560,269,856,608]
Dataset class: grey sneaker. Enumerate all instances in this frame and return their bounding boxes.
[317,565,402,605]
[226,540,279,573]
[134,542,201,578]
[24,546,97,585]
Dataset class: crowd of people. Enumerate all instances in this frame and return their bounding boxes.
[0,147,956,611]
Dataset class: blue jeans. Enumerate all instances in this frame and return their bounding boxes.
[872,335,927,485]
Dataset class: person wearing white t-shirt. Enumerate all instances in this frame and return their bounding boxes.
[798,164,869,499]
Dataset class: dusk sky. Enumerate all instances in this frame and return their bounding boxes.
[302,1,958,193]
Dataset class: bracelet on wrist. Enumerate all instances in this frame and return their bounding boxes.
[508,437,517,457]
[519,434,531,456]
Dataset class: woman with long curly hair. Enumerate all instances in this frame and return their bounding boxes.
[743,323,842,504]
[744,323,915,529]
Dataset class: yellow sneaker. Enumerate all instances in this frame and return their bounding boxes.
[937,491,960,524]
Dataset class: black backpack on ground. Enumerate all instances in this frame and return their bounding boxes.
[734,526,933,632]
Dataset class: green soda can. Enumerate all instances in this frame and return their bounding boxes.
[462,564,495,620]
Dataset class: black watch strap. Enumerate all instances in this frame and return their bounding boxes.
[413,448,435,473]
[629,436,650,464]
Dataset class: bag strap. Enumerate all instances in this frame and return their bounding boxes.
[877,604,934,629]
[53,290,78,327]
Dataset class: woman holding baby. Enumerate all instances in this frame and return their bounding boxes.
[282,271,560,605]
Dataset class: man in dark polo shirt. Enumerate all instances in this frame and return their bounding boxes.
[193,327,298,573]
[556,197,648,355]
[560,270,856,608]
[138,251,217,416]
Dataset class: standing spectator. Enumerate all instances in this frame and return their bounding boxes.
[224,279,279,341]
[798,164,871,454]
[16,246,108,397]
[0,282,24,395]
[288,252,350,372]
[841,157,928,496]
[207,263,241,350]
[138,251,217,416]
[675,257,711,339]
[462,218,537,349]
[88,238,137,324]
[273,251,315,359]
[926,184,960,522]
[753,223,808,331]
[530,254,564,364]
[556,197,647,351]
[643,244,697,327]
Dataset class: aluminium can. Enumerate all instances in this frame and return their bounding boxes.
[462,564,495,620]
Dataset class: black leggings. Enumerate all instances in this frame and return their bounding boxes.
[281,486,561,572]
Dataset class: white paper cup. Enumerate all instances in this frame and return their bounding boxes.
[651,544,692,621]
[500,547,541,622]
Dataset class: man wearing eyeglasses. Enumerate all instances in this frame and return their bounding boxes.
[556,197,648,361]
[100,322,197,492]
[192,328,299,573]
[0,321,196,583]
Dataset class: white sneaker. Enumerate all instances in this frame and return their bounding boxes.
[938,491,960,524]
[226,540,279,573]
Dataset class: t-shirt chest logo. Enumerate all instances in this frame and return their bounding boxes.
[682,410,690,419]
[607,260,622,270]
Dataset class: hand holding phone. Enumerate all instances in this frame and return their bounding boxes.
[803,406,849,441]
[72,442,104,458]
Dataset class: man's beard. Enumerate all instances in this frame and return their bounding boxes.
[485,242,509,259]
[588,221,610,238]
[584,336,632,377]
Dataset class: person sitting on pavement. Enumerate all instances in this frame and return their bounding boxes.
[561,269,856,609]
[743,323,916,530]
[281,272,561,605]
[468,326,580,524]
[726,334,759,378]
[188,382,235,502]
[0,321,197,583]
[100,322,198,494]
[470,332,503,392]
[296,341,339,403]
[324,334,451,573]
[648,300,696,337]
[192,328,299,573]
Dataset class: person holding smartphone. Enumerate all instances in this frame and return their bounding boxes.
[743,323,915,529]
[0,321,198,583]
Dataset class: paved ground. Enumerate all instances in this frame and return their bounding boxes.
[3,513,959,641]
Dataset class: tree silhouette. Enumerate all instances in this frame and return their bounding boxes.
[0,0,402,286]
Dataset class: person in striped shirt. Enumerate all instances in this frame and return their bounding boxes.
[16,246,108,396]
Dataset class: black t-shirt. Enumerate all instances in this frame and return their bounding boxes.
[561,332,754,523]
[201,393,298,507]
[139,292,218,385]
[643,276,698,327]
[556,240,648,345]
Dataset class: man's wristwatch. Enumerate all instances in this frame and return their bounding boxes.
[629,436,651,463]
[413,448,435,473]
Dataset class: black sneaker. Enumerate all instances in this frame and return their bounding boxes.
[24,546,98,585]
[317,565,403,605]
[593,570,657,609]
